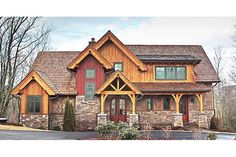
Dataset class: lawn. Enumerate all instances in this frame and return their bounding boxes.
[0,124,44,131]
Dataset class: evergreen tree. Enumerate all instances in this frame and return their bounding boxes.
[63,99,75,131]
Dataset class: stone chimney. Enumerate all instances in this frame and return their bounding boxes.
[89,38,96,45]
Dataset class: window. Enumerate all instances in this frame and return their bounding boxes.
[85,69,95,78]
[163,97,170,110]
[155,66,186,80]
[156,67,165,79]
[146,98,153,111]
[27,95,42,113]
[166,67,176,79]
[176,67,186,80]
[114,62,123,71]
[85,82,95,100]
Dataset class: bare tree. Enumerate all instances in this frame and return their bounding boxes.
[213,45,224,129]
[0,17,52,117]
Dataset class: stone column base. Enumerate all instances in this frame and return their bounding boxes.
[128,114,139,127]
[97,113,107,124]
[198,113,208,128]
[173,113,183,127]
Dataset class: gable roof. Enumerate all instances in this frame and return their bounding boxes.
[12,70,56,96]
[31,51,79,95]
[95,71,142,95]
[94,31,148,71]
[67,45,113,70]
[127,45,220,82]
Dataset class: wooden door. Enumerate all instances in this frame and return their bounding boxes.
[179,96,189,122]
[110,97,127,122]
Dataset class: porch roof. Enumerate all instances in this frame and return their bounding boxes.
[133,82,211,93]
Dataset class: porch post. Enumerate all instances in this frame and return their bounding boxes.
[195,93,208,128]
[97,94,108,124]
[128,94,139,127]
[100,94,108,114]
[195,94,203,113]
[128,94,135,114]
[172,94,183,127]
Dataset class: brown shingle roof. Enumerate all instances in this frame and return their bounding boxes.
[133,82,211,93]
[30,45,219,95]
[126,45,220,82]
[32,51,79,95]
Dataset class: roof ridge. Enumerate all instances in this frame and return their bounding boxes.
[38,51,80,53]
[126,44,203,46]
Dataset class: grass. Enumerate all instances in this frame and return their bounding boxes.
[0,124,46,131]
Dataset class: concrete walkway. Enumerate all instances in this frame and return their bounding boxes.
[0,130,235,140]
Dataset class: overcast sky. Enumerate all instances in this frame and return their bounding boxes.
[45,17,236,78]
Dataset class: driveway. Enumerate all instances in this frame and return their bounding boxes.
[0,130,235,140]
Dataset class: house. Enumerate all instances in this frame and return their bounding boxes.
[12,31,220,130]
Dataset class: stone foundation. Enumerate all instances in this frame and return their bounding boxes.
[20,114,48,129]
[97,113,107,124]
[75,96,100,130]
[128,114,139,127]
[173,113,183,127]
[50,114,64,130]
[138,111,175,129]
[198,113,208,128]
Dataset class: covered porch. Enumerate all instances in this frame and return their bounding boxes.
[95,71,142,126]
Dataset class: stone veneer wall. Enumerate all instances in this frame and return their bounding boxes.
[20,114,48,129]
[75,96,100,130]
[50,96,75,130]
[137,111,175,129]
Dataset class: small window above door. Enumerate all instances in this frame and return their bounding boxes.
[114,62,123,72]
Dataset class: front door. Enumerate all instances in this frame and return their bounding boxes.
[110,98,127,122]
[179,96,189,122]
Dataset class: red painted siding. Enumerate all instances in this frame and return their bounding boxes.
[76,54,105,95]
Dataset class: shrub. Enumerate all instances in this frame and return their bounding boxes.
[210,116,220,130]
[118,126,140,140]
[52,125,61,131]
[117,122,129,130]
[96,121,117,138]
[63,99,75,131]
[207,132,217,140]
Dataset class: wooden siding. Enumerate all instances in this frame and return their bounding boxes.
[98,41,195,83]
[20,80,48,114]
[76,54,105,95]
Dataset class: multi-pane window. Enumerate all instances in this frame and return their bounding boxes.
[85,82,95,100]
[163,97,170,110]
[176,67,186,80]
[155,66,186,80]
[114,62,123,71]
[146,98,153,111]
[156,67,165,79]
[27,95,42,113]
[85,69,95,78]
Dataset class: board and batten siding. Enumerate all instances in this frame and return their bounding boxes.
[76,54,105,95]
[98,41,195,83]
[20,80,48,114]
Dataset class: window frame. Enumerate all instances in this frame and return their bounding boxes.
[85,68,95,79]
[114,62,123,72]
[26,95,42,114]
[85,82,96,100]
[146,97,154,111]
[163,97,171,111]
[155,66,187,80]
